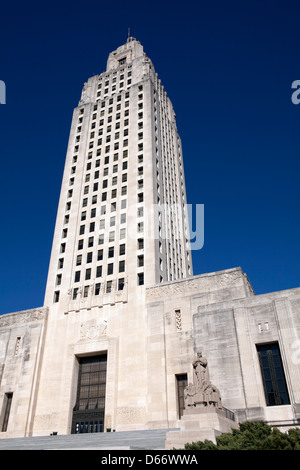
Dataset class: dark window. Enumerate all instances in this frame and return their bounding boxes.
[108,247,114,258]
[119,260,125,273]
[95,283,101,295]
[1,393,13,432]
[138,272,144,286]
[54,291,60,302]
[85,268,91,280]
[107,263,113,275]
[257,343,290,406]
[96,266,102,278]
[176,374,188,418]
[118,278,125,290]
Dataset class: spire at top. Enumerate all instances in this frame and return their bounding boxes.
[126,27,136,43]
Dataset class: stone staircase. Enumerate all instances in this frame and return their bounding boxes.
[0,428,178,450]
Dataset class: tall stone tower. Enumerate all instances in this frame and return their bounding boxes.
[1,38,299,442]
[32,37,192,435]
[44,37,192,314]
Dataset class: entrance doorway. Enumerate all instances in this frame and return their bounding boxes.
[71,354,107,434]
[176,374,188,418]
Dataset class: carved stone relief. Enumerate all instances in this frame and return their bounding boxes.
[79,319,107,341]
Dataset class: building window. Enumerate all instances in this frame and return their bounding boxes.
[73,288,78,300]
[256,343,290,406]
[95,283,101,295]
[85,268,91,280]
[119,260,125,273]
[83,285,89,298]
[137,272,144,286]
[120,228,126,239]
[118,278,125,290]
[96,266,102,278]
[54,291,60,303]
[107,263,114,275]
[74,271,81,283]
[108,247,114,258]
[106,280,112,293]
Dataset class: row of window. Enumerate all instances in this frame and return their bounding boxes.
[53,90,145,302]
[96,68,133,97]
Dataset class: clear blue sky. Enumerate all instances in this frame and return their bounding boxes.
[0,0,300,314]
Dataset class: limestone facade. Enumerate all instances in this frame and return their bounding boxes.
[0,267,299,437]
[0,38,299,439]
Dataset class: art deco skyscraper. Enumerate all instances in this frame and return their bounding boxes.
[32,37,193,434]
[2,37,298,441]
[44,37,192,313]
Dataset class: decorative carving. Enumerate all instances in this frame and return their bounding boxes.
[117,407,146,424]
[0,307,48,328]
[184,351,222,409]
[79,320,107,341]
[146,269,242,301]
[175,309,182,331]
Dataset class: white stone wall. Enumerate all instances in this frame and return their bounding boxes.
[193,283,300,425]
[0,308,48,438]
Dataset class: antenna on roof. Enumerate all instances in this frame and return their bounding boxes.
[128,27,131,39]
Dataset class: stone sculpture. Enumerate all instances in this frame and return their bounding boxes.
[184,351,222,409]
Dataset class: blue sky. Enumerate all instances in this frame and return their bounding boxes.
[0,0,300,314]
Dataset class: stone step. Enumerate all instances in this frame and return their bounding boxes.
[0,428,178,450]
